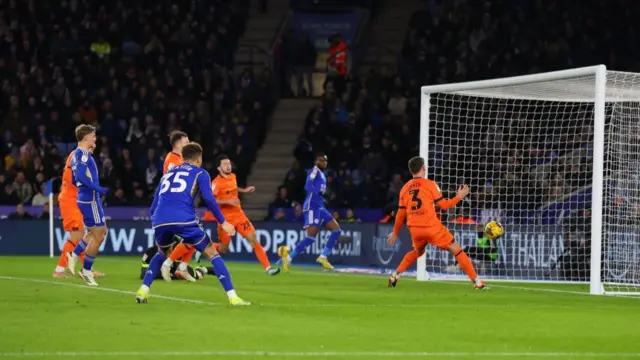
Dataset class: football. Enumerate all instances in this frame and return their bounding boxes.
[484,220,505,240]
[277,245,289,258]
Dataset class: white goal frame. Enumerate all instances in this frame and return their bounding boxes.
[417,65,616,295]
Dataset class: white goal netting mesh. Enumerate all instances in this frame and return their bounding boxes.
[422,70,640,293]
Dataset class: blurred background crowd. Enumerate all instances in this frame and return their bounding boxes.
[0,0,636,226]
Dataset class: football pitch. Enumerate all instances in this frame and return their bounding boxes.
[1,257,639,360]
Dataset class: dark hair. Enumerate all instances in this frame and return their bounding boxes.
[408,156,425,175]
[216,154,230,166]
[181,142,203,161]
[75,124,96,142]
[169,131,188,147]
[315,152,327,159]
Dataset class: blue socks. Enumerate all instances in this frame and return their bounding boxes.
[83,255,95,271]
[210,255,234,292]
[290,236,315,260]
[143,252,166,288]
[321,230,341,257]
[73,240,88,256]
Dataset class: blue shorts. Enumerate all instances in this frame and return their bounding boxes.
[77,199,105,228]
[303,208,334,228]
[154,223,211,252]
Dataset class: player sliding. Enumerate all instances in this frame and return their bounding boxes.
[140,246,215,281]
[387,156,487,290]
[161,130,196,280]
[53,142,104,279]
[136,142,250,306]
[66,125,109,286]
[279,153,342,271]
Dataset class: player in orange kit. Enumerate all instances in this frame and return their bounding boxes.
[386,156,487,290]
[52,144,104,279]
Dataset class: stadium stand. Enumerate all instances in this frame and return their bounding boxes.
[0,0,276,206]
[274,0,640,221]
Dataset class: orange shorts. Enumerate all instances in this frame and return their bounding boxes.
[60,200,84,233]
[217,213,255,245]
[409,225,454,251]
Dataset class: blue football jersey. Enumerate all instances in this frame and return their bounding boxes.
[303,166,326,211]
[71,147,101,202]
[150,163,225,228]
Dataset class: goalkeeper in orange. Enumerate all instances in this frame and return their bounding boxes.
[386,156,488,290]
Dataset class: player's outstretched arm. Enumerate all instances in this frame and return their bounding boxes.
[73,160,107,195]
[238,186,255,193]
[435,184,470,210]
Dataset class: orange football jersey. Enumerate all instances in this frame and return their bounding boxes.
[163,152,183,174]
[211,173,242,215]
[398,178,445,228]
[58,153,78,202]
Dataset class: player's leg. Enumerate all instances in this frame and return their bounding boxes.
[55,205,85,278]
[316,210,341,270]
[136,227,176,303]
[388,232,427,288]
[172,243,197,283]
[239,218,280,275]
[429,226,487,289]
[278,211,318,272]
[69,200,107,286]
[188,226,250,305]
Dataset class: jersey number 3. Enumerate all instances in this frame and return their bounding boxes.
[160,171,189,194]
[408,189,423,210]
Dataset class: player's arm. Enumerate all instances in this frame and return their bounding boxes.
[73,153,107,195]
[198,172,226,224]
[388,190,406,245]
[304,167,320,192]
[434,184,470,210]
[238,186,255,193]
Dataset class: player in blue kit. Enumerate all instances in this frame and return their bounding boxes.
[278,153,342,272]
[135,142,250,306]
[66,125,109,286]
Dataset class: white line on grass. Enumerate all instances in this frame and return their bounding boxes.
[0,275,625,309]
[1,350,640,358]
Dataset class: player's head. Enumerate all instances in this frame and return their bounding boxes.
[169,131,189,153]
[408,156,425,177]
[217,155,232,175]
[181,142,203,167]
[315,152,328,170]
[75,124,96,150]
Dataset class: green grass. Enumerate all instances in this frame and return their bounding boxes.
[0,256,639,360]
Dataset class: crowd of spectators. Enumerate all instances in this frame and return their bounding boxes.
[275,0,640,222]
[0,0,276,208]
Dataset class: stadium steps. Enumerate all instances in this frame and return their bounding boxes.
[243,98,317,220]
[234,0,289,73]
[358,2,422,74]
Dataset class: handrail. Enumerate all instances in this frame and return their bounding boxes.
[270,11,292,54]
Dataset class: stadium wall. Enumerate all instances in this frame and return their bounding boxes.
[0,221,592,277]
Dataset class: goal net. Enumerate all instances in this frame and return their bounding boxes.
[417,65,640,295]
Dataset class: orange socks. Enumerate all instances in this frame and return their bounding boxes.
[181,248,196,263]
[454,249,478,282]
[252,243,271,270]
[57,240,77,267]
[396,250,419,274]
[169,243,189,262]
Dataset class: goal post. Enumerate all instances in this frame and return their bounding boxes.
[418,65,640,295]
